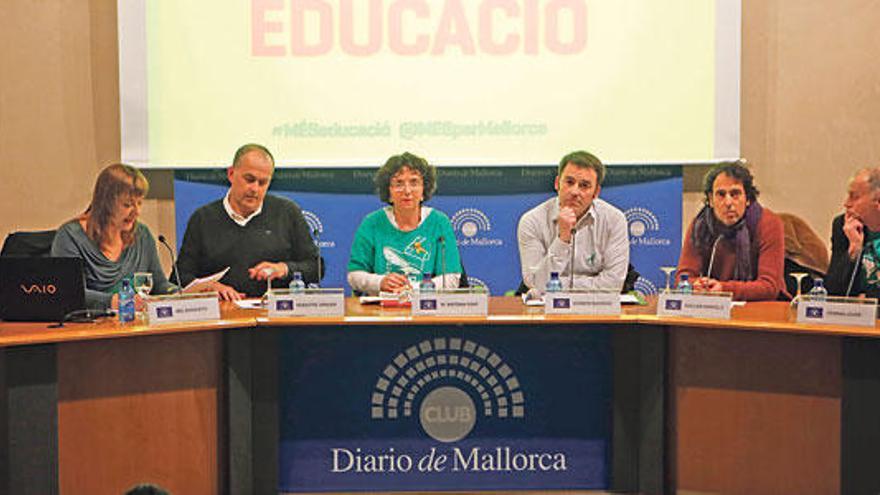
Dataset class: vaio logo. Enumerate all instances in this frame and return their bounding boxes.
[20,283,57,295]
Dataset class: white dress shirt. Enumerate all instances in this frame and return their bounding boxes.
[517,196,630,292]
[223,190,263,227]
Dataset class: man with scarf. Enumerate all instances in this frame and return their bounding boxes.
[676,162,788,301]
[827,168,880,298]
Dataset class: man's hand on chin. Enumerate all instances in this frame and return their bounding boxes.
[557,207,577,243]
[844,212,865,260]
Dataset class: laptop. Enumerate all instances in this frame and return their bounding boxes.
[0,257,86,322]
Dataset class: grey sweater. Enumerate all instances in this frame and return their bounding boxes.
[51,221,176,309]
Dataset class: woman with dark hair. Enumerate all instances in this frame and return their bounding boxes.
[51,163,178,309]
[676,161,788,301]
[347,152,462,295]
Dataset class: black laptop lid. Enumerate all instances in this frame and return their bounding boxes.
[0,257,86,321]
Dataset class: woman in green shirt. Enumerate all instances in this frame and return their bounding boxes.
[347,152,463,295]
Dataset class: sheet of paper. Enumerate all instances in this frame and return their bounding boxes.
[620,293,641,305]
[184,267,230,292]
[359,292,407,305]
[233,299,264,310]
[522,294,545,306]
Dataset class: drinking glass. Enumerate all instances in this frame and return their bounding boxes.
[789,272,809,302]
[406,271,421,293]
[261,267,274,306]
[660,266,677,293]
[132,272,153,298]
[132,272,153,321]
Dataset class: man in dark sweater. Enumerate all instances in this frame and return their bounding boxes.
[176,144,321,300]
[827,168,880,298]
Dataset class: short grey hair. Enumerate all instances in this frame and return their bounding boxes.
[233,143,274,168]
[860,168,880,194]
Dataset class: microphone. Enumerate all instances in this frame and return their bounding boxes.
[158,235,183,294]
[438,236,447,291]
[845,247,863,297]
[569,228,577,290]
[313,228,322,288]
[705,236,723,281]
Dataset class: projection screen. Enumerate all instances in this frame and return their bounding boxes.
[119,0,741,168]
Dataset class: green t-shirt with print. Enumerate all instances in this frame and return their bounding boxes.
[348,207,462,277]
[859,230,880,294]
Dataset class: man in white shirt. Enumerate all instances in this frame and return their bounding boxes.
[517,150,630,293]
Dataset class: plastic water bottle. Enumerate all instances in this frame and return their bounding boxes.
[118,278,136,324]
[420,273,436,293]
[289,271,305,293]
[809,278,828,301]
[677,273,693,294]
[546,272,563,293]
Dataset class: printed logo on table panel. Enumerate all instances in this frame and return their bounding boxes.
[302,210,336,248]
[371,337,526,443]
[624,207,670,247]
[665,300,683,311]
[451,208,503,247]
[552,298,571,309]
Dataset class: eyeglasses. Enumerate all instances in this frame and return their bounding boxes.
[390,179,424,191]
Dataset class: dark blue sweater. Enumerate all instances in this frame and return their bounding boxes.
[175,195,321,297]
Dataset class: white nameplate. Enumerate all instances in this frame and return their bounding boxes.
[544,291,621,315]
[268,289,345,317]
[147,293,220,325]
[658,292,732,319]
[413,291,488,317]
[797,298,877,327]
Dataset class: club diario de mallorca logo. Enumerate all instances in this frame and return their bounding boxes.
[328,338,567,477]
[451,209,503,247]
[624,207,671,247]
[302,210,336,248]
[371,337,525,443]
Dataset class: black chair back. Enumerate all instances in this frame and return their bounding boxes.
[1,230,57,257]
[784,257,823,296]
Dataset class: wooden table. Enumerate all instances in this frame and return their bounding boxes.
[0,307,256,495]
[1,297,877,494]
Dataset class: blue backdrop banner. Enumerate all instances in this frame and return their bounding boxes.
[173,165,682,295]
[278,325,612,492]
